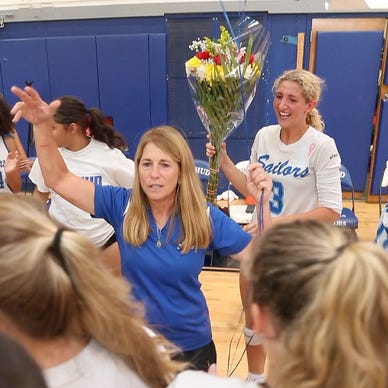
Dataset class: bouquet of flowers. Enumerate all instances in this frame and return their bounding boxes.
[186,16,270,203]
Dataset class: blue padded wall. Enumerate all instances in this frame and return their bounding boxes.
[0,64,3,94]
[46,36,100,107]
[149,33,168,128]
[371,100,388,195]
[96,34,151,157]
[315,30,383,192]
[0,32,167,160]
[1,13,388,195]
[0,38,51,157]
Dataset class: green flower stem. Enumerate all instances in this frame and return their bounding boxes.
[207,126,223,203]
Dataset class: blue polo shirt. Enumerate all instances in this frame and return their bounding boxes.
[94,185,251,351]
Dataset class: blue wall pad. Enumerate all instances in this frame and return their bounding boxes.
[46,36,100,107]
[371,100,388,195]
[0,38,51,157]
[315,30,383,192]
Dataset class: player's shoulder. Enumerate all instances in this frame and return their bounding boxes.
[307,127,335,143]
[254,125,280,141]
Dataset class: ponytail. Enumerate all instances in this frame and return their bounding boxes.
[306,108,324,132]
[0,193,183,388]
[54,96,128,150]
[87,108,127,149]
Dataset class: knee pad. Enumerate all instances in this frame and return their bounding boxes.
[244,327,262,346]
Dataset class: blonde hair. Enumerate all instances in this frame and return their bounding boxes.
[273,69,325,131]
[0,193,184,388]
[123,125,212,253]
[251,220,388,388]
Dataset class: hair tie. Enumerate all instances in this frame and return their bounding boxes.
[50,228,69,273]
[329,242,352,262]
[321,242,352,264]
[336,242,350,255]
[52,228,64,252]
[85,111,94,137]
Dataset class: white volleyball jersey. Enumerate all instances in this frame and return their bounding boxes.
[0,136,12,193]
[250,125,342,217]
[29,138,135,246]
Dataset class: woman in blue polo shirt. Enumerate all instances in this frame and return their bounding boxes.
[10,85,272,371]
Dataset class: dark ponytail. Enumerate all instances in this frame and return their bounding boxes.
[54,96,127,149]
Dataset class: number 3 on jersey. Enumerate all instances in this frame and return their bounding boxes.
[270,181,283,215]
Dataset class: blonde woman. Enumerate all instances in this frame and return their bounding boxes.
[0,193,183,388]
[250,220,388,387]
[207,69,342,381]
[10,85,271,371]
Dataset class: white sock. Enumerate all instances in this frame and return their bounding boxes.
[246,372,266,383]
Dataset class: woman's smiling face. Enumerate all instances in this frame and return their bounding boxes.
[273,80,315,131]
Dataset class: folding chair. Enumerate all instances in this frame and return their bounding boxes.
[333,164,359,232]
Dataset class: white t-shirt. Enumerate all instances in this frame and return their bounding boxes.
[0,136,12,192]
[168,371,259,388]
[29,138,135,246]
[43,340,149,388]
[250,125,342,217]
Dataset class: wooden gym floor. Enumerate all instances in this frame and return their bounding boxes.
[200,200,380,378]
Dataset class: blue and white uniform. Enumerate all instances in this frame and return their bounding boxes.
[29,138,135,247]
[0,135,12,192]
[94,185,251,351]
[249,125,342,217]
[376,204,388,249]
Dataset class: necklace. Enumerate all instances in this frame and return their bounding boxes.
[156,225,162,248]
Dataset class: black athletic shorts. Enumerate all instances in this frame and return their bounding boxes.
[173,340,217,372]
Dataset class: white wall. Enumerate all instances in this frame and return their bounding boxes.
[0,0,327,23]
[0,0,386,23]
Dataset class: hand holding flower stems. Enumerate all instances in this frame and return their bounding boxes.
[185,17,270,203]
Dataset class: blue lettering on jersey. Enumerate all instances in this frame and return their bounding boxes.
[258,155,309,178]
[82,176,102,185]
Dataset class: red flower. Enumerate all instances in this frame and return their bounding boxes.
[196,51,210,60]
[240,53,255,65]
[213,54,226,65]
